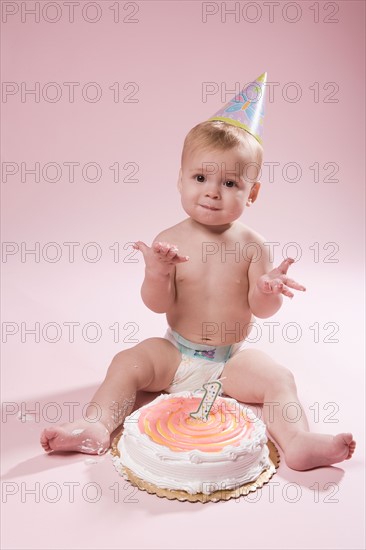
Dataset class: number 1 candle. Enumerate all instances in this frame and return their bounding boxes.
[190,380,222,422]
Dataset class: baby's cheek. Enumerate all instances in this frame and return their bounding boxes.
[235,197,246,212]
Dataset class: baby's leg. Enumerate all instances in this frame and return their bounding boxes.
[40,338,181,454]
[222,349,356,470]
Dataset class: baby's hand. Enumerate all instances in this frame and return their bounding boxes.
[257,258,306,299]
[133,241,189,275]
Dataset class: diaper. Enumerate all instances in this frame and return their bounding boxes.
[164,327,246,393]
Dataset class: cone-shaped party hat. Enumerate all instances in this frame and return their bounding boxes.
[208,72,267,144]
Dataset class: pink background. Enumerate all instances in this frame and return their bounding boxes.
[1,1,365,549]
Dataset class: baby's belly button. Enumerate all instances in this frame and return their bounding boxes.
[200,322,248,341]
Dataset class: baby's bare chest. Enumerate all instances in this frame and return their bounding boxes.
[175,241,250,295]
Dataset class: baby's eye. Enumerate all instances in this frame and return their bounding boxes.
[224,180,237,188]
[195,174,205,183]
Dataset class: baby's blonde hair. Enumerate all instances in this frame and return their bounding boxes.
[181,120,263,178]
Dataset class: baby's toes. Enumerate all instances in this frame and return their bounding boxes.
[346,440,356,459]
[40,428,56,451]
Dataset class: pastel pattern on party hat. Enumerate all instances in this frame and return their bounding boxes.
[208,72,267,144]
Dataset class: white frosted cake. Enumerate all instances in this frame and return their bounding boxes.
[112,391,271,496]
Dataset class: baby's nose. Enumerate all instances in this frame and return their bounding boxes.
[205,183,221,199]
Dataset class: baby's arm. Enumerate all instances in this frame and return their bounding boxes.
[133,239,189,313]
[248,241,306,318]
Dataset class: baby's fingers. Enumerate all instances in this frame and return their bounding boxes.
[264,279,294,298]
[263,278,284,295]
[276,257,295,274]
[153,241,189,262]
[166,247,189,263]
[153,241,173,256]
[174,254,190,263]
[166,245,179,259]
[284,278,306,292]
[281,286,294,299]
[153,241,166,254]
[133,241,149,257]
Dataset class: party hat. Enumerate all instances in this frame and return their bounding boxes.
[208,72,267,144]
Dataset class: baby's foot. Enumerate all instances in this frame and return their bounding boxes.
[284,431,356,471]
[40,419,110,455]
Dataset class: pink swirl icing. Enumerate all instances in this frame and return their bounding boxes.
[138,396,254,452]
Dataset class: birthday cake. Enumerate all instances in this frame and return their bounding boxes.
[112,391,272,496]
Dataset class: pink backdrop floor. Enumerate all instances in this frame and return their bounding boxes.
[2,273,365,549]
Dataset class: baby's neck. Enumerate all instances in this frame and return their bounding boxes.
[188,217,235,235]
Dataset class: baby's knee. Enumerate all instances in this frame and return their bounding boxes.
[109,348,136,369]
[271,365,297,391]
[107,346,154,387]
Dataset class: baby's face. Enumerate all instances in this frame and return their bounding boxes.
[178,146,260,227]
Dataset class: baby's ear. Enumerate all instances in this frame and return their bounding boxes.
[177,169,183,193]
[249,182,261,203]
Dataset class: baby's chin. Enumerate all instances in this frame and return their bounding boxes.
[188,212,239,229]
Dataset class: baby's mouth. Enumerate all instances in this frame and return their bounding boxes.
[199,204,220,211]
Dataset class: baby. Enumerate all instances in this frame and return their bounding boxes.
[41,76,355,470]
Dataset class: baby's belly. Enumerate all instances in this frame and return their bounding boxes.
[166,309,254,346]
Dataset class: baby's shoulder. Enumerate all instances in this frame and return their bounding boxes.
[153,219,189,244]
[233,221,268,246]
[233,222,271,264]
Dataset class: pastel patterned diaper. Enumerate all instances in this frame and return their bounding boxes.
[163,327,245,393]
